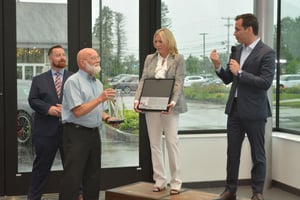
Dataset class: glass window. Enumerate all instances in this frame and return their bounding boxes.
[92,0,139,168]
[16,0,67,173]
[276,0,300,132]
[162,0,254,131]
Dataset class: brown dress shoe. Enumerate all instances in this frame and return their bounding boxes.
[78,193,83,200]
[214,190,237,200]
[251,193,264,200]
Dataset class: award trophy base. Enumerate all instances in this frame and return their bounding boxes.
[108,119,124,124]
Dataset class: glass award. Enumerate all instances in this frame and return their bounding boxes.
[108,89,124,124]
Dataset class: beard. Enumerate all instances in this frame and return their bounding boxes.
[85,61,101,75]
[53,61,66,68]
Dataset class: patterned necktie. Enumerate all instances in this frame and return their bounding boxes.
[55,72,62,97]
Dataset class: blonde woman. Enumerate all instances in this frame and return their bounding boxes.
[134,28,187,195]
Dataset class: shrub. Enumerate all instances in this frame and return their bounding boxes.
[119,109,139,134]
[184,84,229,104]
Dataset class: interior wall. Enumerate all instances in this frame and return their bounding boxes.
[164,134,252,183]
[179,134,251,182]
[164,133,300,191]
[272,132,300,189]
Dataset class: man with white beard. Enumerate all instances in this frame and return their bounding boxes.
[59,48,116,200]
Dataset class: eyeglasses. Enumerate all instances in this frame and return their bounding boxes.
[89,56,100,61]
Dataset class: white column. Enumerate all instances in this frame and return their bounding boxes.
[254,0,275,189]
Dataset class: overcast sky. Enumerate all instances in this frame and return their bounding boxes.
[20,0,300,58]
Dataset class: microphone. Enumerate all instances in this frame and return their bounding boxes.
[227,46,237,66]
[230,46,237,60]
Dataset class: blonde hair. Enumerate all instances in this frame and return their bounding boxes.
[153,28,178,56]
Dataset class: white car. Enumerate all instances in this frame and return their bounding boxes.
[273,74,300,88]
[184,76,205,87]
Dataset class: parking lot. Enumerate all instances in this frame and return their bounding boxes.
[17,90,300,171]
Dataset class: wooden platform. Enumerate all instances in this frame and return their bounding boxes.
[105,181,210,200]
[105,182,250,200]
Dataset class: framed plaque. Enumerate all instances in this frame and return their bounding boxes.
[138,78,175,111]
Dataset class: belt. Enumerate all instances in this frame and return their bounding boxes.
[64,123,98,131]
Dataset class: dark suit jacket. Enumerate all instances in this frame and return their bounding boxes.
[217,40,275,120]
[28,69,73,137]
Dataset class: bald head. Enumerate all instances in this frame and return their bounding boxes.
[77,48,97,66]
[76,48,101,74]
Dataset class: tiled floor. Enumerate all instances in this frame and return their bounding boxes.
[0,185,299,200]
[200,186,300,200]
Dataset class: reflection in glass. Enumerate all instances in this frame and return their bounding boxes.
[92,0,139,168]
[16,1,67,172]
[277,0,300,131]
[17,80,33,144]
[162,0,254,130]
[25,66,33,80]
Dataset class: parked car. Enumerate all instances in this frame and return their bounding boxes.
[17,79,34,144]
[109,75,139,93]
[199,73,214,80]
[273,74,300,89]
[200,78,223,87]
[108,74,135,83]
[184,75,205,87]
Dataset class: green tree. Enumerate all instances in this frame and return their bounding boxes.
[274,16,300,74]
[285,58,300,74]
[185,55,201,75]
[114,12,126,67]
[93,6,114,76]
[123,55,139,74]
[185,55,219,76]
[199,57,215,75]
[281,17,300,61]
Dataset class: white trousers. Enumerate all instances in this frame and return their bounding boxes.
[145,111,182,190]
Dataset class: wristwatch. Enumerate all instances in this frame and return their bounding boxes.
[238,69,243,78]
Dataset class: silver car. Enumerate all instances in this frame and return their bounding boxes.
[17,79,34,144]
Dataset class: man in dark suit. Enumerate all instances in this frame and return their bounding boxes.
[27,45,73,200]
[210,14,275,200]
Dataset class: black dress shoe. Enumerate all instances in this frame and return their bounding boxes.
[251,193,264,200]
[214,190,237,200]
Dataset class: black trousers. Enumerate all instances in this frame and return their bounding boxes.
[28,130,64,200]
[226,100,266,194]
[59,124,101,200]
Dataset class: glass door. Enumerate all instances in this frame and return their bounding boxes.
[92,0,146,189]
[4,0,68,195]
[92,0,140,169]
[16,0,67,173]
[4,0,154,196]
